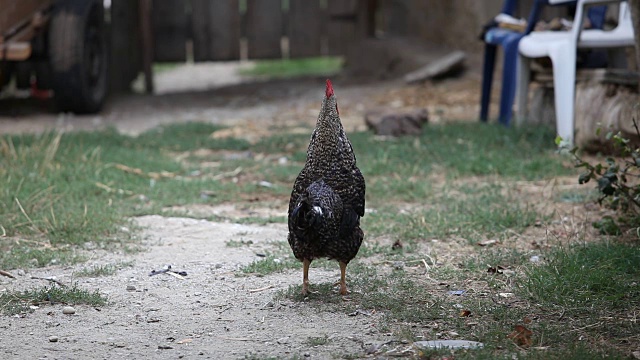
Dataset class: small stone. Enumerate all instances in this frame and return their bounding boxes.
[62,306,76,315]
[304,352,311,357]
[414,340,484,350]
[126,285,136,291]
[392,261,404,270]
[49,336,59,342]
[276,336,290,344]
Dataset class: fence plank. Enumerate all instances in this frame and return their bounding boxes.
[151,0,186,61]
[109,0,142,92]
[246,0,283,59]
[326,0,357,56]
[192,0,240,61]
[289,0,322,58]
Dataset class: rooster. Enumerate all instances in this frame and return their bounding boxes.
[288,79,365,296]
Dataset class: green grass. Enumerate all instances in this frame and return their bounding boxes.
[239,57,344,79]
[523,241,640,311]
[1,120,636,357]
[0,121,567,270]
[0,284,107,315]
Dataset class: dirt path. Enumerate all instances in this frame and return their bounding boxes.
[1,215,386,359]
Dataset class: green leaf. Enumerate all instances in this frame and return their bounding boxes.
[578,172,591,184]
[597,177,615,196]
[554,135,563,146]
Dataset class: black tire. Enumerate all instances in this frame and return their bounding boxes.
[49,0,107,113]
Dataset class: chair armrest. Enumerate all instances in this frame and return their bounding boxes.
[572,0,626,39]
[579,0,625,4]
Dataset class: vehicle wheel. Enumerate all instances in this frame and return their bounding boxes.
[49,0,107,113]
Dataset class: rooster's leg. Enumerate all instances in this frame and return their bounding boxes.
[302,259,311,296]
[339,261,349,295]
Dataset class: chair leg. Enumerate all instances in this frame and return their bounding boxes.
[515,53,531,127]
[550,49,577,147]
[480,44,497,122]
[498,38,520,126]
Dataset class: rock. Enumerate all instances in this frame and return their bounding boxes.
[48,336,59,342]
[126,285,136,291]
[404,51,467,83]
[365,108,428,136]
[392,261,404,270]
[62,306,76,315]
[413,340,484,350]
[276,336,290,344]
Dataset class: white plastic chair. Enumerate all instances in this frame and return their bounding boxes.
[516,0,635,146]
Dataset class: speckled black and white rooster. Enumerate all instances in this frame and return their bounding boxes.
[288,79,366,296]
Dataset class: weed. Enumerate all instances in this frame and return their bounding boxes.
[0,284,107,315]
[74,262,133,277]
[304,335,330,346]
[241,254,301,275]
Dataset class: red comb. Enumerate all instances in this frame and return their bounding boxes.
[325,79,334,98]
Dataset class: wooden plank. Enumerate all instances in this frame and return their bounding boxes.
[288,0,322,58]
[0,0,51,36]
[404,51,466,83]
[109,0,142,92]
[380,0,407,35]
[139,0,154,93]
[192,0,240,61]
[326,0,357,56]
[246,0,283,59]
[151,0,187,61]
[0,42,31,60]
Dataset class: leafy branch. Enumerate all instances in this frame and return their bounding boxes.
[569,118,640,234]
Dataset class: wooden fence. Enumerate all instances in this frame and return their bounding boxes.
[149,0,374,62]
